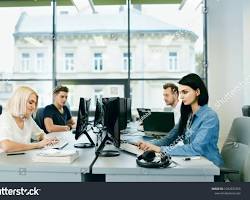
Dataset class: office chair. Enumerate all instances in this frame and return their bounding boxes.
[0,105,2,115]
[242,105,250,117]
[215,117,250,182]
[34,107,46,131]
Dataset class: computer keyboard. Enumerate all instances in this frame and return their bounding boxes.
[44,140,69,150]
[120,143,144,156]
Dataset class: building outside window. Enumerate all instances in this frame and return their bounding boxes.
[123,52,132,71]
[93,53,103,71]
[36,52,45,72]
[21,53,31,72]
[64,53,75,72]
[168,52,178,71]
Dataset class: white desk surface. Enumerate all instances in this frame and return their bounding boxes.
[0,131,96,182]
[92,145,219,182]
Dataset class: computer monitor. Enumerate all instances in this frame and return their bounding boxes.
[126,98,132,122]
[119,98,127,131]
[74,98,95,148]
[96,97,120,157]
[94,99,104,127]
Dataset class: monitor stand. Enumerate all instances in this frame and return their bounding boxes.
[98,150,120,157]
[95,134,120,157]
[74,130,95,148]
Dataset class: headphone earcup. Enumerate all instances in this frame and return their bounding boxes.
[136,152,171,168]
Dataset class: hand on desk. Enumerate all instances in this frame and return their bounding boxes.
[137,141,161,153]
[37,137,59,148]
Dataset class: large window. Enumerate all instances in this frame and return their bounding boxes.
[0,1,203,114]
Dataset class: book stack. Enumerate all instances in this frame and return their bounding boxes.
[32,149,79,163]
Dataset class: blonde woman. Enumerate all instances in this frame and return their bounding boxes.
[0,86,58,153]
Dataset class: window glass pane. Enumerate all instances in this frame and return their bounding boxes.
[130,80,179,116]
[63,84,124,112]
[0,81,52,108]
[130,1,203,78]
[56,5,127,80]
[0,6,52,107]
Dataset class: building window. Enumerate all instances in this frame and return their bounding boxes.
[168,52,178,71]
[123,52,132,71]
[36,53,44,72]
[64,53,75,72]
[93,53,103,71]
[21,53,31,72]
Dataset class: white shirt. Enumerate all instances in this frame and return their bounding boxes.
[172,100,182,124]
[0,112,43,145]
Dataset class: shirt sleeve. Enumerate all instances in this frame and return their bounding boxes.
[150,123,180,146]
[64,106,72,121]
[160,112,219,156]
[43,105,54,119]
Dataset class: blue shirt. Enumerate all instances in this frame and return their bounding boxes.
[43,104,72,133]
[151,105,223,166]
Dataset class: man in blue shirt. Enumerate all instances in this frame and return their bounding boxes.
[44,86,75,133]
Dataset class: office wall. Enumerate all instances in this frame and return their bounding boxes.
[207,0,250,147]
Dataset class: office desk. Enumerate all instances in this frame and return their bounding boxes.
[92,150,220,182]
[0,131,96,182]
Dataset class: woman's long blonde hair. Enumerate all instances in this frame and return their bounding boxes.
[6,86,38,118]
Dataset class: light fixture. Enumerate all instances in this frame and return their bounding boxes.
[179,0,188,10]
[71,0,97,13]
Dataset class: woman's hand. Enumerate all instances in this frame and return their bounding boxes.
[36,137,59,148]
[137,141,161,153]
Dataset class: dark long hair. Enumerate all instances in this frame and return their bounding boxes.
[178,73,209,136]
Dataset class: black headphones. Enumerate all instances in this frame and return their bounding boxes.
[136,151,171,168]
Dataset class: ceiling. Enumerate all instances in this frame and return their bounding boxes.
[0,0,182,7]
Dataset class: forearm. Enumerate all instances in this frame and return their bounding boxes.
[45,124,69,133]
[0,140,39,153]
[160,144,200,156]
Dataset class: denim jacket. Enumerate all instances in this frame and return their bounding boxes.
[151,105,223,166]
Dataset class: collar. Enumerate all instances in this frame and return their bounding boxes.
[193,104,208,117]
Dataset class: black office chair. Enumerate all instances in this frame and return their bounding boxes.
[215,117,250,182]
[34,107,46,132]
[0,105,2,115]
[242,105,250,117]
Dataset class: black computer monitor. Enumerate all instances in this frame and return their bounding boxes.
[119,98,127,131]
[94,99,104,127]
[96,97,120,157]
[126,98,132,122]
[74,98,95,148]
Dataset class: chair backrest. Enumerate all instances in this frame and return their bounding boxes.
[34,107,45,132]
[0,105,2,115]
[242,105,250,117]
[221,117,250,181]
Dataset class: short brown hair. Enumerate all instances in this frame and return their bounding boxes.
[53,86,69,95]
[163,83,179,95]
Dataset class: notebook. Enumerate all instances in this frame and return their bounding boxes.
[32,149,79,163]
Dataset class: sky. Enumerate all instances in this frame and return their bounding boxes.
[0,0,203,74]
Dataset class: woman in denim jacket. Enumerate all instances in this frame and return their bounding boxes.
[138,73,223,166]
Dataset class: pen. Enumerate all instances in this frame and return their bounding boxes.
[7,152,26,156]
[184,156,201,161]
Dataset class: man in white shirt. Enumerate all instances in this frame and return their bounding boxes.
[163,83,181,124]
